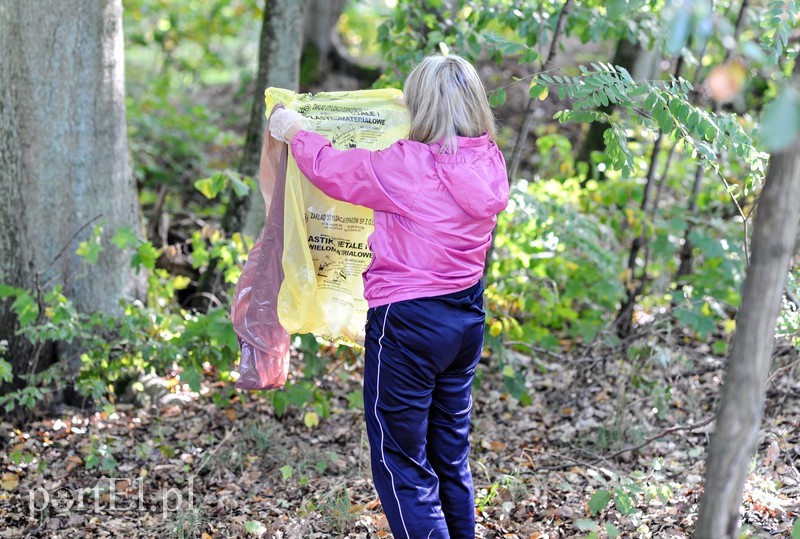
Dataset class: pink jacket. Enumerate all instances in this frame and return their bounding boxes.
[290,130,509,308]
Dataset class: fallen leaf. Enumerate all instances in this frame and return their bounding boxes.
[1,473,19,490]
[764,440,780,468]
[65,455,83,473]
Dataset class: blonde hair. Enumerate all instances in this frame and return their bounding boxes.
[403,54,496,154]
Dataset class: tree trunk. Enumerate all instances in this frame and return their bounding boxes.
[674,0,749,283]
[694,140,800,538]
[614,133,664,336]
[240,0,309,240]
[303,0,346,78]
[0,0,141,391]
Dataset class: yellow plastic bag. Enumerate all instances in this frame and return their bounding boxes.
[264,88,408,345]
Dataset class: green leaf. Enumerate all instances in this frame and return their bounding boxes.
[644,92,658,111]
[703,120,717,141]
[228,173,251,198]
[489,88,506,108]
[12,292,39,326]
[761,87,800,152]
[607,0,629,20]
[111,226,139,250]
[0,358,13,384]
[133,242,160,271]
[346,390,363,410]
[76,238,103,265]
[85,453,99,470]
[529,82,547,100]
[614,489,636,515]
[173,275,191,290]
[667,10,692,54]
[303,411,320,428]
[589,489,613,515]
[180,366,201,392]
[574,519,599,531]
[655,105,674,133]
[245,520,266,535]
[279,464,293,480]
[606,522,621,538]
[191,232,210,269]
[0,285,24,299]
[657,483,673,503]
[194,172,226,199]
[669,98,682,116]
[272,391,289,416]
[791,517,800,539]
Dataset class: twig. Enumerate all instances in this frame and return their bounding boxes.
[715,170,750,264]
[535,416,716,472]
[784,286,800,309]
[180,291,223,310]
[603,415,715,461]
[766,357,800,386]
[525,448,607,472]
[39,214,104,277]
[503,341,567,361]
[196,427,236,475]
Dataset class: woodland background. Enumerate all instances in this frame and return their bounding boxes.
[1,0,799,537]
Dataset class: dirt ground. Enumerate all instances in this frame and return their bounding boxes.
[2,331,798,538]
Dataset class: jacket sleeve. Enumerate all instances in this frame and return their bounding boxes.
[289,130,414,216]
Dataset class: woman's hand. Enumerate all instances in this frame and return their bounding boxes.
[269,109,307,143]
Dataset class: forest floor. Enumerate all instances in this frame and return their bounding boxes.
[1,330,798,538]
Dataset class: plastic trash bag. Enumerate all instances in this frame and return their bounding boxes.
[232,89,407,390]
[266,88,407,346]
[230,105,291,390]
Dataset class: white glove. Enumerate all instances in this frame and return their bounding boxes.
[269,108,307,143]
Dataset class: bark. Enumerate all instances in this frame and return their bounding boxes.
[240,0,309,240]
[0,0,142,392]
[303,0,347,78]
[694,139,800,538]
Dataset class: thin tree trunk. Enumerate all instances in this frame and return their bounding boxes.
[694,138,800,539]
[196,0,308,304]
[614,133,664,336]
[239,0,309,240]
[0,0,142,393]
[303,0,346,78]
[0,4,31,384]
[675,0,750,281]
[614,54,686,335]
[483,0,571,284]
[507,0,572,182]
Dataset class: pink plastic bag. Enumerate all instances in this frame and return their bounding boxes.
[230,105,291,390]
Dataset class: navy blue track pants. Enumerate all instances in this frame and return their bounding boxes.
[363,281,484,539]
